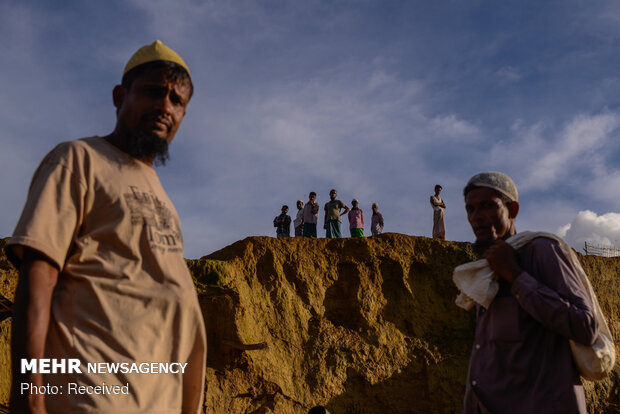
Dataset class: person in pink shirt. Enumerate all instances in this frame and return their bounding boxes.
[347,199,365,237]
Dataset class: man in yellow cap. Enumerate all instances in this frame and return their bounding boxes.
[7,41,206,414]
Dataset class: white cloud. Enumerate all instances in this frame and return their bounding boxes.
[230,67,426,171]
[557,210,620,252]
[557,223,571,237]
[429,114,479,139]
[127,0,241,41]
[581,165,620,208]
[524,113,618,188]
[495,66,522,83]
[487,120,548,182]
[490,113,620,192]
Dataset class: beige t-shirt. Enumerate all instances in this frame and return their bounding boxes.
[324,200,347,222]
[8,137,206,414]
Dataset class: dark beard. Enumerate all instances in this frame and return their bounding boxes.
[473,238,495,256]
[126,129,170,166]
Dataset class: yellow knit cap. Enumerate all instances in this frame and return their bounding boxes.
[123,40,190,77]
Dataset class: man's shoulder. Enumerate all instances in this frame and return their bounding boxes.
[524,236,561,251]
[520,235,568,266]
[54,136,100,150]
[42,137,101,161]
[31,138,97,173]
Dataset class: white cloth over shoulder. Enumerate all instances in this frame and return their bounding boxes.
[452,231,615,381]
[453,259,497,310]
[453,232,538,310]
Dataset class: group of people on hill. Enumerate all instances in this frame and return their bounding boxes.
[273,189,385,238]
[274,184,447,240]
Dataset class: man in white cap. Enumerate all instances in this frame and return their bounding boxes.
[7,41,206,414]
[461,171,598,414]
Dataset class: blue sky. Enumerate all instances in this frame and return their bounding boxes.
[2,0,620,258]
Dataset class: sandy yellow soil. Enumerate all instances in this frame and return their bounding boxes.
[1,234,619,413]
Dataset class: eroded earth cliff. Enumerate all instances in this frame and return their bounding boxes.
[1,234,619,413]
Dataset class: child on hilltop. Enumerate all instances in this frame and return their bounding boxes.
[273,205,292,238]
[348,199,365,237]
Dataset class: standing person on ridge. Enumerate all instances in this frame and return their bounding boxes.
[370,203,384,235]
[6,41,206,414]
[273,205,291,238]
[430,184,446,239]
[293,199,304,237]
[347,199,365,237]
[302,192,320,237]
[460,171,598,414]
[323,189,349,238]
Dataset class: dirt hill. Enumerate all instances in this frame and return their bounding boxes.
[1,234,619,413]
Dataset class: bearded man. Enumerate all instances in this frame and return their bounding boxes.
[7,41,206,414]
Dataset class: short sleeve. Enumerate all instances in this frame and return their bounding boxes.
[7,143,87,270]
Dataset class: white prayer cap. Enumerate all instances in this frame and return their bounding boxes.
[464,171,518,202]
